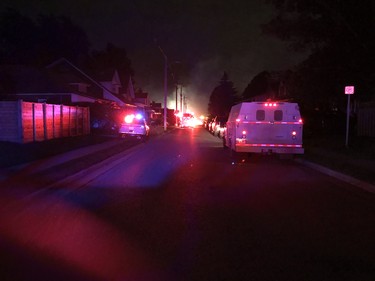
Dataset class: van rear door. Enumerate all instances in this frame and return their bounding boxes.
[242,104,302,146]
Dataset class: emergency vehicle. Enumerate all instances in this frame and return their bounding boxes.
[223,101,304,156]
[118,113,150,140]
[180,113,195,128]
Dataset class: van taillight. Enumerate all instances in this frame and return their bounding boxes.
[292,131,297,139]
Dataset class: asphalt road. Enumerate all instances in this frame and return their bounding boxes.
[0,128,374,281]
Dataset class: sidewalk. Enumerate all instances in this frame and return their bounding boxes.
[0,125,167,184]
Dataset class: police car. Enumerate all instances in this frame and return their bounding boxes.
[118,113,150,140]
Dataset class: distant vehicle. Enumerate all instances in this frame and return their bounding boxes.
[208,116,217,133]
[119,113,150,140]
[180,113,195,128]
[224,101,304,157]
[212,117,227,138]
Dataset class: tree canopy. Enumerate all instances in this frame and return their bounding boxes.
[0,8,90,66]
[262,0,375,108]
[243,71,273,100]
[208,72,238,118]
[0,8,135,88]
[88,43,134,77]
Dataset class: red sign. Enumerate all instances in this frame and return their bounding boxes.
[345,86,355,95]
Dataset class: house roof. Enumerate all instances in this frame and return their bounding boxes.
[1,58,136,108]
[46,58,104,99]
[0,64,65,93]
[95,68,118,82]
[135,91,148,99]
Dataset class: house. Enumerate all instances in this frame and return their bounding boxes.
[0,58,136,109]
[134,89,150,107]
[0,58,140,135]
[94,68,136,105]
[45,58,136,108]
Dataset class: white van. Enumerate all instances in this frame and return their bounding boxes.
[223,101,304,156]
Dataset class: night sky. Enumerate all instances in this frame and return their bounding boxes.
[0,0,308,114]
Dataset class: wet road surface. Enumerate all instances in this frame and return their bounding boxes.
[1,128,374,280]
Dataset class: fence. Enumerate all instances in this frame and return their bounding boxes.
[357,105,375,138]
[0,100,90,143]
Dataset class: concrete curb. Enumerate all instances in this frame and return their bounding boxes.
[46,143,142,189]
[295,158,375,194]
[0,126,169,181]
[45,126,174,189]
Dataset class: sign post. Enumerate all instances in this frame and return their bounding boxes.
[345,86,354,148]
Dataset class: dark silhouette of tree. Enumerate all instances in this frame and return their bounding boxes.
[35,14,90,66]
[242,71,271,100]
[88,43,134,76]
[0,8,38,64]
[85,43,134,86]
[0,8,90,66]
[208,72,238,118]
[243,70,295,102]
[262,0,375,107]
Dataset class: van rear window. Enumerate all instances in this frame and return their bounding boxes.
[274,110,283,121]
[256,110,265,121]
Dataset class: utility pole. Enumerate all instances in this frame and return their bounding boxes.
[158,46,168,132]
[175,84,178,112]
[183,95,187,113]
[180,85,183,113]
[175,84,178,126]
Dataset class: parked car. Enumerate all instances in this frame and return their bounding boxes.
[118,113,150,140]
[213,117,227,138]
[208,116,217,133]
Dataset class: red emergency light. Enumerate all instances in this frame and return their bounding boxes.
[264,103,277,107]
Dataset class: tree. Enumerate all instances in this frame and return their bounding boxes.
[0,8,90,66]
[35,14,90,66]
[208,72,238,118]
[0,8,38,64]
[88,44,134,76]
[242,71,272,101]
[86,43,134,86]
[262,0,375,108]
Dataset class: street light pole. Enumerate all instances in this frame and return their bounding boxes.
[175,84,178,126]
[158,46,168,132]
[180,85,182,113]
